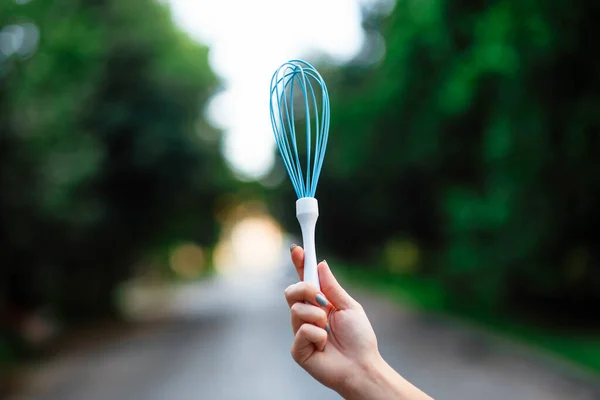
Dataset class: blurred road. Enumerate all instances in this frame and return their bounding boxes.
[10,262,600,400]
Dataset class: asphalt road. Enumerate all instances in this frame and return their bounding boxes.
[10,266,600,400]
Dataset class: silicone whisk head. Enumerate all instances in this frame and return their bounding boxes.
[269,59,330,199]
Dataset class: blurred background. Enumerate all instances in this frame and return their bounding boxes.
[1,0,600,399]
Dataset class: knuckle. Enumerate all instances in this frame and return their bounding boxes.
[290,345,299,362]
[297,323,310,336]
[290,302,301,314]
[295,282,308,292]
[284,284,295,297]
[291,347,303,364]
[353,300,364,312]
[296,282,306,294]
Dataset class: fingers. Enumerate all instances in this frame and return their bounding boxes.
[291,302,328,334]
[318,260,360,311]
[290,244,304,281]
[285,259,359,311]
[285,281,329,309]
[291,324,327,364]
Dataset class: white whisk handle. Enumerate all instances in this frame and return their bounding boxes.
[296,197,320,290]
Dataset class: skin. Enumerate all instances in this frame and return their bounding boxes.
[285,245,433,400]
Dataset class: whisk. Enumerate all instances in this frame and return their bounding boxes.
[269,59,330,290]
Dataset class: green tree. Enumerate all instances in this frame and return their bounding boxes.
[272,0,600,318]
[0,0,230,324]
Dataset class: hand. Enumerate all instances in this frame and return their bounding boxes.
[285,245,433,400]
[285,245,379,395]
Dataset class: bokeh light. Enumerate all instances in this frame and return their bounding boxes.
[214,213,283,276]
[169,243,206,279]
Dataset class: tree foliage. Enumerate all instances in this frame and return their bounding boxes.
[272,0,600,317]
[0,0,229,322]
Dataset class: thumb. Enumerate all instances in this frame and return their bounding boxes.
[317,260,358,310]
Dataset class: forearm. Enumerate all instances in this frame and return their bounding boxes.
[340,355,433,400]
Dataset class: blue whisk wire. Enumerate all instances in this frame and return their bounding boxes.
[269,60,330,199]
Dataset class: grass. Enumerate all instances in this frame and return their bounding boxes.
[335,264,600,376]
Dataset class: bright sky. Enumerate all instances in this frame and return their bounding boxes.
[168,0,388,181]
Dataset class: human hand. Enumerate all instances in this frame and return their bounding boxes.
[285,245,432,400]
[285,245,380,396]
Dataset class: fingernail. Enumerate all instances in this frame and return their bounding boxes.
[290,244,298,253]
[316,293,328,307]
[325,323,330,334]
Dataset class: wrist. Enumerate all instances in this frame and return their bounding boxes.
[338,354,392,400]
[340,353,432,400]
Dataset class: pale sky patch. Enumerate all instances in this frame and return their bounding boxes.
[168,0,390,180]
